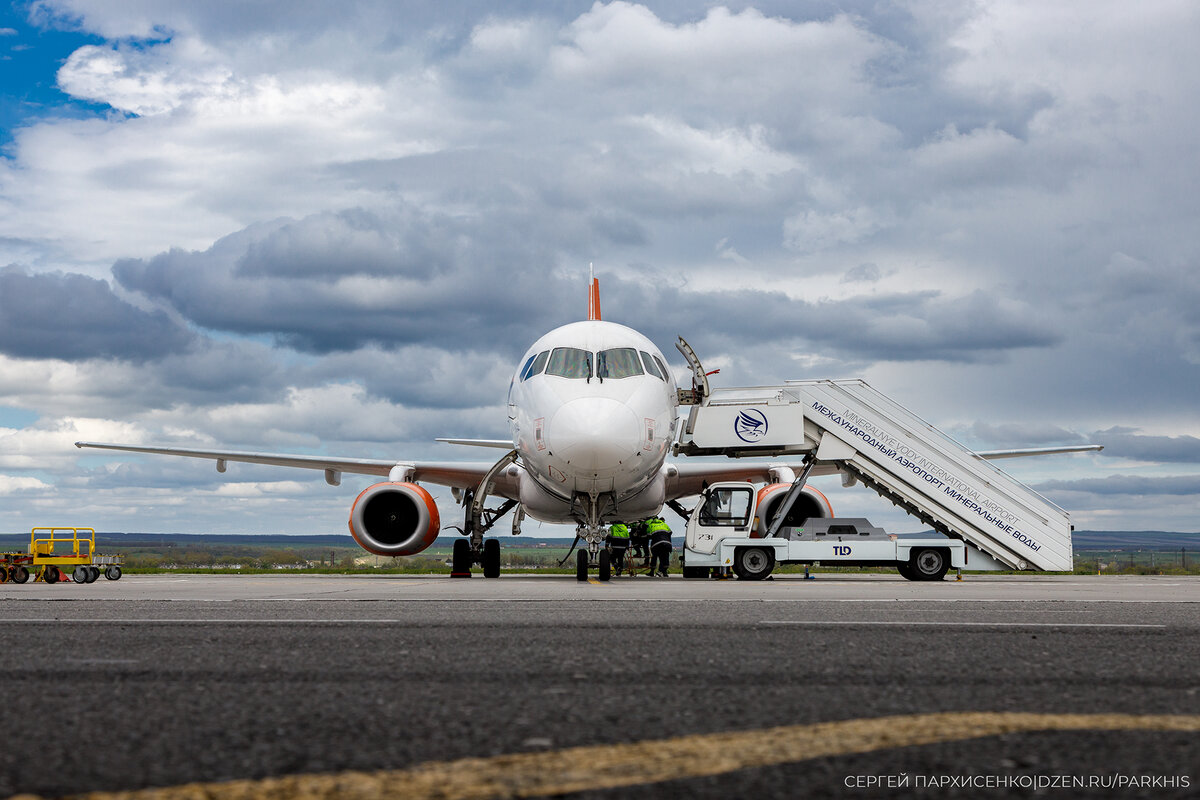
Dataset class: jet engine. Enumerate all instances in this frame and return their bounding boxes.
[348,482,441,556]
[753,483,833,537]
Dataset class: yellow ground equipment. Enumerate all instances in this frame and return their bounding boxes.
[0,527,124,585]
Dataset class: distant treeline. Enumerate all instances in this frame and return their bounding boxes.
[3,530,1198,551]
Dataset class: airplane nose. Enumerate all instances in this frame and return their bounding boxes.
[548,398,643,473]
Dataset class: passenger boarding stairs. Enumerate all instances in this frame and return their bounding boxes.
[674,379,1072,571]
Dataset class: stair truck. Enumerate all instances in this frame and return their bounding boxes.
[679,476,1010,581]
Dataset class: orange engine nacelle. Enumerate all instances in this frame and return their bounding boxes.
[348,482,441,556]
[752,483,833,537]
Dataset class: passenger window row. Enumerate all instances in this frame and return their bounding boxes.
[520,347,669,381]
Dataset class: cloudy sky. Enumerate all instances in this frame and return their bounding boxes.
[1,0,1197,536]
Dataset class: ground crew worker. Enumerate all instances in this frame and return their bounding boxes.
[646,516,673,577]
[607,522,630,574]
[629,519,649,560]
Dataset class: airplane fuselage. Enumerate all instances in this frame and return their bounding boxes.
[507,320,679,525]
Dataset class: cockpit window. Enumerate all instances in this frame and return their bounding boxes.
[653,355,670,382]
[640,351,664,380]
[597,348,645,379]
[545,347,593,379]
[521,350,549,381]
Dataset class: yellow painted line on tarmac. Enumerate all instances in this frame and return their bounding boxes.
[38,712,1200,800]
[587,578,602,585]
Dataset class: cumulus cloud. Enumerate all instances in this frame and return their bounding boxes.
[0,266,193,361]
[1036,475,1200,497]
[1091,428,1200,464]
[0,1,1196,534]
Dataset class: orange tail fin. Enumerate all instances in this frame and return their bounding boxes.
[588,277,601,321]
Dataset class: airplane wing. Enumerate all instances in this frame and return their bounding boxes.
[435,438,516,449]
[74,442,516,495]
[976,445,1103,460]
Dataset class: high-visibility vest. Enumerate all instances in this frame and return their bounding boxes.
[646,518,671,535]
[609,523,630,538]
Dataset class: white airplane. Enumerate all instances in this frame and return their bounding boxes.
[76,275,1100,580]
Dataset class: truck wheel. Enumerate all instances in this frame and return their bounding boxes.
[482,539,500,579]
[733,547,774,581]
[104,566,122,581]
[896,561,917,581]
[911,548,949,581]
[576,548,589,581]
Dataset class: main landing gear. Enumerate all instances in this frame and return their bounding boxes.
[452,450,520,579]
[452,537,501,578]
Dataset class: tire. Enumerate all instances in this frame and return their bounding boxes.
[0,567,7,584]
[12,566,29,584]
[104,566,122,581]
[896,561,917,581]
[44,566,61,584]
[576,548,589,582]
[598,550,611,582]
[482,539,500,579]
[88,566,101,583]
[911,548,949,581]
[681,566,711,579]
[73,566,89,583]
[452,538,472,576]
[732,547,774,581]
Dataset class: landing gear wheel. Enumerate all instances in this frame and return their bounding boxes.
[43,566,61,584]
[732,547,774,581]
[73,566,89,583]
[598,549,611,582]
[12,566,28,584]
[451,538,472,577]
[104,565,122,581]
[911,548,949,581]
[482,539,501,579]
[576,548,589,582]
[87,566,100,583]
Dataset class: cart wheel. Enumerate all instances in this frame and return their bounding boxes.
[43,565,61,584]
[73,566,89,583]
[12,566,29,584]
[104,566,122,581]
[0,567,7,584]
[576,548,589,582]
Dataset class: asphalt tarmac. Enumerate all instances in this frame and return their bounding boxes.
[1,574,1197,799]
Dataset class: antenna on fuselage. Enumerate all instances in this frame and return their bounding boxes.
[588,262,601,321]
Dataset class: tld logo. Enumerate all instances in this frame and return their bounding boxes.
[734,409,768,443]
[832,545,852,556]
